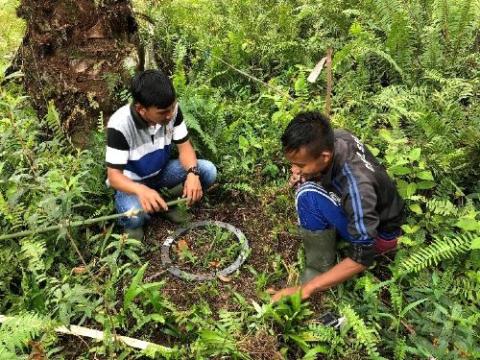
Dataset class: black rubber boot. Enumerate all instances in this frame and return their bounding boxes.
[300,228,337,284]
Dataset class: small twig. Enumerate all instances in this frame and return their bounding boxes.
[207,52,295,102]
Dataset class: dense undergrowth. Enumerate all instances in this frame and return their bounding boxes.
[1,0,480,358]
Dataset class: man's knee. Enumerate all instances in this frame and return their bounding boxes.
[115,191,148,229]
[295,182,335,231]
[198,159,217,188]
[119,211,147,229]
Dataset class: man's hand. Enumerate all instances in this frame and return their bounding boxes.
[183,173,203,205]
[136,184,168,213]
[270,286,311,303]
[289,173,305,188]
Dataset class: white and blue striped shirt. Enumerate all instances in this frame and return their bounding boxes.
[105,104,189,182]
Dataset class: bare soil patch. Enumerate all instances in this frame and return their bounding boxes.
[143,189,313,313]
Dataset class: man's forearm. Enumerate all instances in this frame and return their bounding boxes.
[302,257,366,296]
[107,168,144,195]
[177,141,198,170]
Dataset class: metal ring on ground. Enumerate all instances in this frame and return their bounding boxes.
[161,220,249,281]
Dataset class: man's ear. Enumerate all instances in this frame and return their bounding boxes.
[321,151,333,164]
[135,103,146,117]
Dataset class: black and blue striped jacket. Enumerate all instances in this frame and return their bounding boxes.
[319,130,405,247]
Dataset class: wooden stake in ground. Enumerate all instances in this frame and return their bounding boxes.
[325,48,333,116]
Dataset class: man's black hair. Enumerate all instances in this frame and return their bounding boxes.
[130,69,176,108]
[281,111,334,157]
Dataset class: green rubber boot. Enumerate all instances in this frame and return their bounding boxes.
[300,228,337,284]
[159,184,191,224]
[124,226,144,241]
[161,207,191,224]
[161,184,184,199]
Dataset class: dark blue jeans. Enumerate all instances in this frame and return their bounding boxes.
[115,159,217,229]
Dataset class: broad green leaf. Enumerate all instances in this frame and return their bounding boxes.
[379,129,393,142]
[151,314,165,323]
[367,145,380,156]
[294,77,307,95]
[390,165,412,176]
[409,148,421,161]
[302,345,328,359]
[456,218,480,232]
[409,203,423,214]
[401,224,420,234]
[124,263,148,311]
[416,170,434,181]
[400,298,428,317]
[416,180,435,189]
[238,135,248,151]
[398,181,417,199]
[471,237,480,250]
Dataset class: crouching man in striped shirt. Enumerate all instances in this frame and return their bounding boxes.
[272,112,404,302]
[105,70,217,240]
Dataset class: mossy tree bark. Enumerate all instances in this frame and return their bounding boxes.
[14,0,140,146]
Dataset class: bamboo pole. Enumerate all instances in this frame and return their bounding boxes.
[0,198,188,241]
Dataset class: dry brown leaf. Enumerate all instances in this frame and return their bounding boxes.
[72,266,87,275]
[176,239,189,254]
[28,341,45,360]
[209,260,220,268]
[217,274,232,282]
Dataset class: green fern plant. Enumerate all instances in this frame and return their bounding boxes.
[340,304,383,360]
[44,101,72,150]
[0,313,49,358]
[399,232,474,273]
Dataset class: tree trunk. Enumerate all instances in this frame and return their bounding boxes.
[14,0,140,146]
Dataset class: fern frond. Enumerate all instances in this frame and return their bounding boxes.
[426,198,458,216]
[388,283,403,314]
[307,322,337,342]
[0,313,48,353]
[20,239,46,273]
[393,337,407,360]
[44,101,67,145]
[0,195,26,231]
[181,106,218,155]
[451,274,480,303]
[400,232,473,273]
[340,304,383,359]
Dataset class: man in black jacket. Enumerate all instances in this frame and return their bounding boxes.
[272,111,404,302]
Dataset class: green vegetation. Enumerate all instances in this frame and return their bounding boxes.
[173,225,241,271]
[1,0,480,358]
